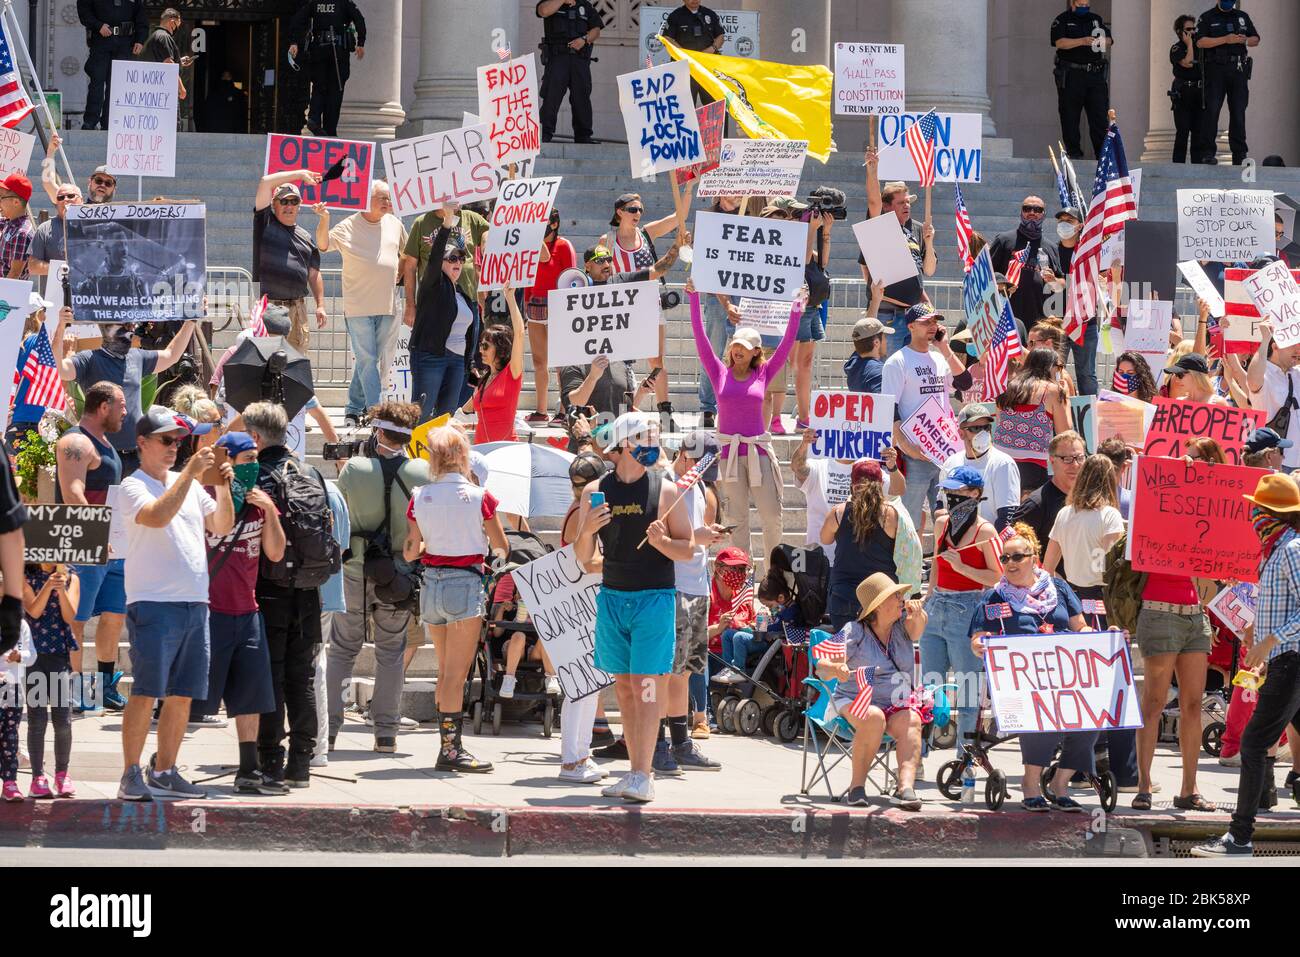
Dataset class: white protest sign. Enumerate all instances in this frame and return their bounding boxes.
[476,54,541,167]
[1206,582,1258,640]
[477,176,561,292]
[1277,198,1296,244]
[1243,258,1300,348]
[1124,300,1174,354]
[878,112,982,183]
[380,325,411,404]
[810,391,894,461]
[0,277,33,415]
[617,60,703,177]
[106,61,178,177]
[695,139,807,198]
[834,43,904,116]
[1177,260,1226,318]
[1176,188,1275,263]
[962,247,1004,359]
[546,281,661,367]
[738,297,795,336]
[507,546,614,702]
[822,459,855,505]
[692,211,806,301]
[0,128,34,179]
[982,630,1142,734]
[901,396,960,467]
[104,485,128,559]
[853,215,919,288]
[641,5,760,67]
[381,124,500,219]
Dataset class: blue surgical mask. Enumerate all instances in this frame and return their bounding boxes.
[632,445,660,466]
[1074,3,1089,12]
[1218,0,1234,9]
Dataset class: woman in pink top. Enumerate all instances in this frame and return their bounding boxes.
[688,282,804,563]
[467,281,526,443]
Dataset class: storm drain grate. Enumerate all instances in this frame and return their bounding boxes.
[1154,837,1300,858]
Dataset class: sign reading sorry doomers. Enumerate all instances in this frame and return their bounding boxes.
[1176,188,1274,263]
[510,546,613,702]
[810,391,894,460]
[381,124,500,218]
[1143,397,1264,465]
[23,504,112,565]
[478,176,562,291]
[982,631,1141,734]
[546,281,661,367]
[692,211,806,301]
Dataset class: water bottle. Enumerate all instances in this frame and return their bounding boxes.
[960,764,976,805]
[755,608,769,633]
[1036,248,1049,272]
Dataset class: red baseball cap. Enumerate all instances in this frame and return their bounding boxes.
[1,173,31,203]
[715,546,751,566]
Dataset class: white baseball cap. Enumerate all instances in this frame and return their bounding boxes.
[603,411,658,451]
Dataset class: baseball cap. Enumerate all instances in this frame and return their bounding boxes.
[603,411,657,451]
[584,244,613,264]
[676,430,720,481]
[905,303,943,325]
[0,173,31,203]
[852,315,893,341]
[940,466,986,491]
[216,431,256,456]
[469,450,489,485]
[136,406,214,440]
[569,451,608,485]
[1246,427,1294,455]
[27,291,53,312]
[715,546,750,567]
[958,402,996,425]
[1055,206,1083,222]
[1164,353,1210,376]
[726,327,762,353]
[760,197,809,217]
[91,165,117,183]
[610,193,641,226]
[881,181,917,204]
[260,303,292,336]
[273,183,301,202]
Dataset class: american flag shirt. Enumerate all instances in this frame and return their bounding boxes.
[0,214,33,280]
[610,228,656,274]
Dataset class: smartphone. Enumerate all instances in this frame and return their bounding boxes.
[644,367,662,385]
[717,524,738,533]
[200,445,230,487]
[589,491,606,509]
[934,327,946,342]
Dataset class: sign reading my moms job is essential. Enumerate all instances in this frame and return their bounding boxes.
[23,504,112,565]
[546,281,662,367]
[810,391,895,461]
[691,211,806,301]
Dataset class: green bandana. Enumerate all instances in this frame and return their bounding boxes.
[231,462,260,514]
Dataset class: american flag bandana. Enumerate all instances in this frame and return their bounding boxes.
[1111,368,1135,394]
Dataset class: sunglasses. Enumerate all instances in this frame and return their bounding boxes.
[1000,552,1034,564]
[56,193,79,201]
[91,177,115,188]
[1022,205,1046,214]
[444,255,465,264]
[151,434,182,447]
[622,206,643,214]
[277,197,301,207]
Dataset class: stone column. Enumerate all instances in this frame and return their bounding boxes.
[739,0,830,67]
[404,0,519,135]
[336,0,406,140]
[893,0,996,136]
[1140,0,1182,163]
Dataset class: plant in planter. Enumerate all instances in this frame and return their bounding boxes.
[13,407,74,502]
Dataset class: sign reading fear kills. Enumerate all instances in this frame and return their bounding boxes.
[1142,397,1264,466]
[476,54,542,166]
[264,134,375,211]
[691,211,806,301]
[546,281,662,367]
[810,390,894,461]
[381,123,500,218]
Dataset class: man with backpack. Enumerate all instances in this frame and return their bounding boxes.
[243,401,341,789]
[328,401,429,754]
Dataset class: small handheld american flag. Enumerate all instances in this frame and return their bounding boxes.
[21,326,66,411]
[248,295,269,336]
[675,451,717,491]
[0,17,35,128]
[497,44,512,62]
[1005,246,1030,288]
[846,683,874,721]
[904,110,939,188]
[982,302,1022,402]
[955,184,975,273]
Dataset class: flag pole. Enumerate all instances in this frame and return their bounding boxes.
[1047,144,1062,181]
[635,482,691,550]
[924,183,932,227]
[868,114,877,153]
[1,0,74,185]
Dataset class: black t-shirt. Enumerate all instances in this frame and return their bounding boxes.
[1013,479,1069,549]
[252,205,320,300]
[0,443,26,534]
[1169,41,1200,84]
[857,216,926,306]
[1056,240,1076,278]
[142,27,180,63]
[1050,10,1110,64]
[537,0,603,42]
[661,5,726,53]
[1195,7,1258,63]
[560,360,636,419]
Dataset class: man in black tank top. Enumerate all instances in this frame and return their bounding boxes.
[575,414,694,804]
[55,381,128,712]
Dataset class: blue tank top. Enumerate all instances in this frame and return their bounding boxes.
[829,508,897,601]
[55,425,121,505]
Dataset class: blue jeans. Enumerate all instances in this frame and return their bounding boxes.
[697,295,731,414]
[345,313,398,416]
[900,454,940,533]
[879,303,910,356]
[690,660,710,717]
[919,589,987,758]
[721,628,758,671]
[410,351,466,421]
[1067,319,1099,396]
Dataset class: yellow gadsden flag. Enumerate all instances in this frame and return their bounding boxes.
[661,38,834,163]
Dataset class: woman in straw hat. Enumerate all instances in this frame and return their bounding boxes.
[815,572,927,810]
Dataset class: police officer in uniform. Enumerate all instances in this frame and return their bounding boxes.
[288,1,366,138]
[536,1,603,144]
[78,0,147,131]
[660,1,726,106]
[1169,15,1203,164]
[1050,0,1112,159]
[1194,0,1260,166]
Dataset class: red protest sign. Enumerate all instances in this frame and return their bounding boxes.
[1142,397,1264,466]
[672,100,725,186]
[1130,456,1265,582]
[264,134,375,212]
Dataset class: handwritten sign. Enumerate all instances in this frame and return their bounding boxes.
[672,100,725,186]
[546,281,661,367]
[1177,259,1226,318]
[962,247,1005,360]
[692,211,806,302]
[381,124,499,219]
[1207,582,1259,639]
[810,391,894,461]
[617,60,703,177]
[1143,397,1264,465]
[478,176,562,291]
[834,42,904,116]
[380,325,411,404]
[510,546,613,701]
[695,139,807,198]
[1130,456,1265,582]
[264,134,375,212]
[0,128,34,179]
[1095,395,1151,448]
[901,396,961,467]
[23,504,112,565]
[878,112,982,183]
[983,631,1141,734]
[476,54,541,167]
[737,297,795,336]
[106,61,178,177]
[1177,188,1274,263]
[1243,258,1300,349]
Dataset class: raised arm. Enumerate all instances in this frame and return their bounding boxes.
[504,282,527,378]
[314,204,331,252]
[865,148,882,219]
[154,320,197,374]
[688,291,724,389]
[256,169,321,211]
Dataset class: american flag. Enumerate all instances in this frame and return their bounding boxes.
[248,295,268,336]
[1063,124,1136,345]
[904,109,939,188]
[846,683,875,721]
[675,451,717,491]
[1051,147,1071,210]
[1224,266,1300,352]
[955,184,975,273]
[1005,246,1031,288]
[20,326,65,410]
[497,44,512,62]
[982,301,1022,402]
[811,635,847,661]
[0,19,33,129]
[646,55,654,70]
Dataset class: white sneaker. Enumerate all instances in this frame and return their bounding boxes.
[310,753,329,768]
[1219,753,1243,768]
[559,762,605,784]
[601,772,634,798]
[622,771,655,804]
[499,675,517,699]
[712,668,744,685]
[544,674,561,696]
[581,757,607,780]
[398,715,419,729]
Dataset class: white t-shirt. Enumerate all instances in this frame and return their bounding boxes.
[329,212,408,318]
[445,296,474,356]
[1249,361,1300,469]
[881,345,953,422]
[1049,504,1125,589]
[117,471,218,603]
[800,458,855,563]
[940,447,1021,527]
[673,484,710,596]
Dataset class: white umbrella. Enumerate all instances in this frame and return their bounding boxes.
[475,441,577,518]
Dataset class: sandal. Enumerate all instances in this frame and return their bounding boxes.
[1131,792,1152,811]
[1172,792,1216,812]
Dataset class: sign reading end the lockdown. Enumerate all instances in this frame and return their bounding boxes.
[617,60,703,178]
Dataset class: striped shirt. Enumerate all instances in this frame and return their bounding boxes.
[0,213,33,279]
[611,228,656,274]
[1256,528,1300,662]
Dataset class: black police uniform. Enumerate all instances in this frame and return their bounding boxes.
[660,4,726,106]
[1168,36,1202,164]
[1194,3,1258,166]
[77,0,148,131]
[537,0,604,143]
[288,0,366,138]
[1050,6,1111,159]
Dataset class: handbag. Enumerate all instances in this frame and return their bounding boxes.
[362,459,420,612]
[1266,371,1297,438]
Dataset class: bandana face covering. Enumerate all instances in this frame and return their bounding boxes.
[231,461,260,514]
[719,566,748,593]
[1253,506,1290,566]
[1019,217,1042,241]
[632,445,660,466]
[944,494,983,546]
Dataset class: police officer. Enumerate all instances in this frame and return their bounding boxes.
[536,0,604,145]
[1194,0,1259,166]
[1050,0,1112,159]
[287,1,366,138]
[78,0,148,131]
[1169,15,1202,164]
[660,0,726,106]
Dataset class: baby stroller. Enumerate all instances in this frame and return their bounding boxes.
[468,529,564,738]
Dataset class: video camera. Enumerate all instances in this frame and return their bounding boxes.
[805,186,848,221]
[322,438,369,461]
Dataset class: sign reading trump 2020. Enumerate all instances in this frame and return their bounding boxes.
[617,60,703,178]
[381,124,500,218]
[692,211,806,301]
[983,631,1141,735]
[810,391,894,461]
[878,111,982,183]
[546,281,661,367]
[264,134,375,212]
[477,176,562,291]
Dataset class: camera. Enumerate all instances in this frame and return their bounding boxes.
[659,288,682,311]
[323,439,368,461]
[806,186,848,221]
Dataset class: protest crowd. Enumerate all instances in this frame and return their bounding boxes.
[1,0,1299,862]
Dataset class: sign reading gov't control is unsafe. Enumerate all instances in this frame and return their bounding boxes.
[23,504,112,565]
[546,281,661,367]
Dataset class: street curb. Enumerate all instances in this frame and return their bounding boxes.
[3,800,1297,857]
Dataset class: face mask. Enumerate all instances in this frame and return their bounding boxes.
[230,461,260,513]
[1056,221,1077,241]
[1019,217,1042,240]
[1218,0,1234,9]
[102,325,132,355]
[632,445,660,466]
[971,430,992,454]
[1074,3,1089,12]
[1112,369,1135,395]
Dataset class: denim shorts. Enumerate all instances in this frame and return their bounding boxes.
[194,612,275,717]
[419,566,486,626]
[1135,608,1212,657]
[797,301,826,343]
[595,587,676,676]
[126,601,210,700]
[74,559,127,621]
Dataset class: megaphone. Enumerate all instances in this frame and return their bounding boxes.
[556,267,588,289]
